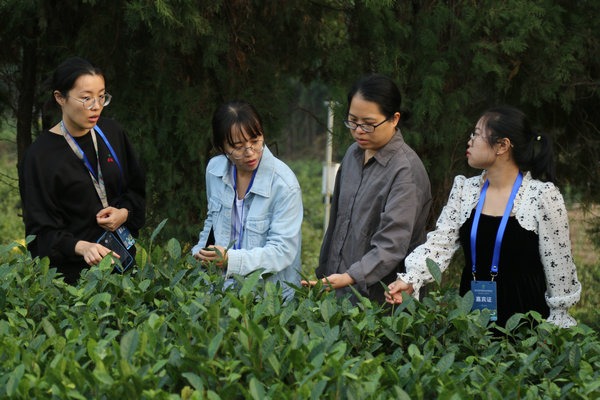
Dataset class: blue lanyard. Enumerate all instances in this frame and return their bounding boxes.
[470,172,523,280]
[232,165,258,250]
[94,125,124,178]
[61,122,124,197]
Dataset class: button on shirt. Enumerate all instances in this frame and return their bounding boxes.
[317,129,432,302]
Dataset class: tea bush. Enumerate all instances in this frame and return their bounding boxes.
[0,229,598,399]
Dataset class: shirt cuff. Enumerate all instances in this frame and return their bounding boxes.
[396,272,423,299]
[225,249,241,278]
[546,309,577,328]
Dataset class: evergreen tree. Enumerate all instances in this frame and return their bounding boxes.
[1,0,598,243]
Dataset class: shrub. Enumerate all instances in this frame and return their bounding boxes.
[0,227,599,399]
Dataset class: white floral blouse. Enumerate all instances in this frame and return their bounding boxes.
[399,171,581,328]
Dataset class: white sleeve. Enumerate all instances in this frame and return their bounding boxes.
[398,175,468,297]
[537,184,581,328]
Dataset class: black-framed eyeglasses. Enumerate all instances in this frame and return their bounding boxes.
[343,118,389,133]
[70,93,112,110]
[227,139,264,160]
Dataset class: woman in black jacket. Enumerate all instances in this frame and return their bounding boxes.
[19,57,146,283]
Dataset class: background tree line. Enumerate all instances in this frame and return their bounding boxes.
[1,0,598,245]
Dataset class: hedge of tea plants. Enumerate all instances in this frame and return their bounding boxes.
[0,231,598,399]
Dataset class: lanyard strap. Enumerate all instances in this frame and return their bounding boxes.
[60,121,123,208]
[232,165,258,250]
[470,172,523,279]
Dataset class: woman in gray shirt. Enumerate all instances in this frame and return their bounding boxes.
[304,74,432,303]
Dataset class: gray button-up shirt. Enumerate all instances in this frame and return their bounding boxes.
[317,129,431,302]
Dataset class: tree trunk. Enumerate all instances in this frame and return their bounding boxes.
[16,36,37,166]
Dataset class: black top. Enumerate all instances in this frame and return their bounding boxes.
[459,210,550,326]
[19,117,146,283]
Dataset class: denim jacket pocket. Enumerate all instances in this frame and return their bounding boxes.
[244,217,270,248]
[208,198,224,228]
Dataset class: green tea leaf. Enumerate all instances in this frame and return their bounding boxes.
[41,317,56,338]
[408,344,421,358]
[249,377,266,400]
[94,368,115,385]
[268,354,281,376]
[437,352,455,373]
[170,269,187,287]
[150,218,168,246]
[240,270,262,297]
[393,386,412,400]
[6,364,25,396]
[182,372,204,390]
[426,258,442,285]
[166,237,182,259]
[505,313,522,331]
[120,329,139,361]
[459,291,474,314]
[208,331,224,360]
[569,345,581,368]
[88,292,112,308]
[139,279,151,291]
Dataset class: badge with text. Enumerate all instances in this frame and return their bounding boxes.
[116,225,136,249]
[471,280,498,321]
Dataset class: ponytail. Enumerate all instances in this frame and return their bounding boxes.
[528,132,556,183]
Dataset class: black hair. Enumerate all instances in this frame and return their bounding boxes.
[50,56,104,96]
[212,100,264,153]
[482,106,556,183]
[346,73,403,126]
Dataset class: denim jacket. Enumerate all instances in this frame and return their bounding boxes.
[192,146,303,300]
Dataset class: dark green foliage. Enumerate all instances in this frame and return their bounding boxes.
[1,236,598,399]
[287,160,324,275]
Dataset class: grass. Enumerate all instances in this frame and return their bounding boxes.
[568,204,600,328]
[0,123,24,243]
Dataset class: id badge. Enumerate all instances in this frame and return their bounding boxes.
[470,280,498,321]
[116,225,136,249]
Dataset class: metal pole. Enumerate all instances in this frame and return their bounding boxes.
[323,101,334,231]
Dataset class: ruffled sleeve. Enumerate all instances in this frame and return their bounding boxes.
[399,175,474,297]
[535,183,581,327]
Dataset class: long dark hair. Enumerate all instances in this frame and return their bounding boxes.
[482,106,556,182]
[346,73,403,127]
[212,100,264,153]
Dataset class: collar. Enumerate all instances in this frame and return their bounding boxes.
[351,129,406,167]
[472,170,532,211]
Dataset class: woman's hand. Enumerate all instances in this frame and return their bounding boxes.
[75,240,119,266]
[301,273,355,290]
[96,207,128,231]
[385,279,414,304]
[194,245,228,268]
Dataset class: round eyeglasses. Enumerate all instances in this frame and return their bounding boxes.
[70,93,112,110]
[227,140,264,160]
[343,118,389,133]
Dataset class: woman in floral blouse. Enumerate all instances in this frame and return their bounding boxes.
[385,106,581,328]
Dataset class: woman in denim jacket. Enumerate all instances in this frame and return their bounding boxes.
[192,100,303,301]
